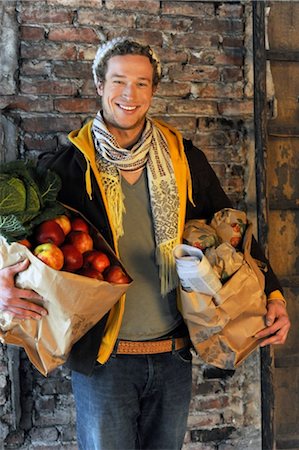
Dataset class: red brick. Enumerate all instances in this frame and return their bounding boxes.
[168,99,218,116]
[22,115,82,133]
[162,1,214,18]
[48,27,99,43]
[20,6,74,24]
[20,79,78,96]
[21,42,77,61]
[20,26,45,41]
[168,65,219,83]
[78,9,135,27]
[218,100,253,116]
[221,36,244,48]
[106,0,160,14]
[54,98,99,113]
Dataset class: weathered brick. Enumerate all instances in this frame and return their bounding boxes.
[80,79,97,96]
[54,98,99,113]
[21,42,77,61]
[106,0,160,14]
[108,30,163,47]
[20,79,78,96]
[193,18,243,34]
[217,3,244,19]
[29,426,59,443]
[21,60,51,77]
[157,81,191,98]
[191,427,236,443]
[137,14,192,31]
[187,413,222,429]
[20,25,45,41]
[168,99,218,116]
[217,100,254,117]
[221,67,243,82]
[172,33,214,49]
[78,9,135,27]
[0,95,53,112]
[48,27,99,43]
[191,82,243,100]
[53,61,92,79]
[189,49,243,67]
[20,6,74,24]
[22,115,82,133]
[168,65,219,83]
[24,135,58,152]
[162,1,214,18]
[154,115,197,133]
[47,0,102,6]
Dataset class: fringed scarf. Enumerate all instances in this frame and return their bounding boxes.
[92,111,180,296]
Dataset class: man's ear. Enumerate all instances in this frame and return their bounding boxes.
[96,82,103,96]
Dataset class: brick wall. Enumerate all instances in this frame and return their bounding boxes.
[0,1,261,449]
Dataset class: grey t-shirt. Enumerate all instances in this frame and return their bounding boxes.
[118,170,181,340]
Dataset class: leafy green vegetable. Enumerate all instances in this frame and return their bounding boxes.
[0,159,66,242]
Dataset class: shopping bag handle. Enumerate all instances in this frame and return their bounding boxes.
[242,223,265,291]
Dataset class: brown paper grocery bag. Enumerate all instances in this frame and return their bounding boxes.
[178,223,267,369]
[0,230,132,376]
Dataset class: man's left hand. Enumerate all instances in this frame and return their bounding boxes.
[255,301,291,347]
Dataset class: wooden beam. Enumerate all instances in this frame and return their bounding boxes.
[267,49,299,62]
[252,2,275,450]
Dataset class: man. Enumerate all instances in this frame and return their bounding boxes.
[0,38,290,450]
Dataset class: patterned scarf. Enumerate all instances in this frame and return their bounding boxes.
[92,111,180,295]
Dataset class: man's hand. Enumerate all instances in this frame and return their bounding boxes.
[0,259,47,320]
[255,300,291,347]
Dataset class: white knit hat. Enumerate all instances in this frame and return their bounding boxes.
[92,37,162,86]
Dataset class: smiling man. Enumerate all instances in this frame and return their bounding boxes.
[0,37,290,450]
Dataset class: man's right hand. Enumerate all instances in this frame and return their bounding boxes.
[0,259,48,320]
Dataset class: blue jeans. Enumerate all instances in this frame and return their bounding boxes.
[71,347,192,450]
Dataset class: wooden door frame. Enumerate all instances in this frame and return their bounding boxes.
[252,2,275,449]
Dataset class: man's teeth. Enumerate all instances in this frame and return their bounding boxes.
[119,105,137,111]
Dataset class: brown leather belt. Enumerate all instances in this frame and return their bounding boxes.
[115,337,190,355]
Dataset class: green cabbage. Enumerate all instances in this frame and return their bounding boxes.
[0,160,65,242]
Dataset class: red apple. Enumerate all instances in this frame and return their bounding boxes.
[78,267,104,280]
[54,215,72,235]
[33,243,64,270]
[35,219,65,246]
[66,231,93,254]
[61,244,83,272]
[83,250,110,273]
[17,239,32,249]
[104,265,130,284]
[71,217,90,234]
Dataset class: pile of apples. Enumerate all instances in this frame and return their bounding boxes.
[19,214,130,284]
